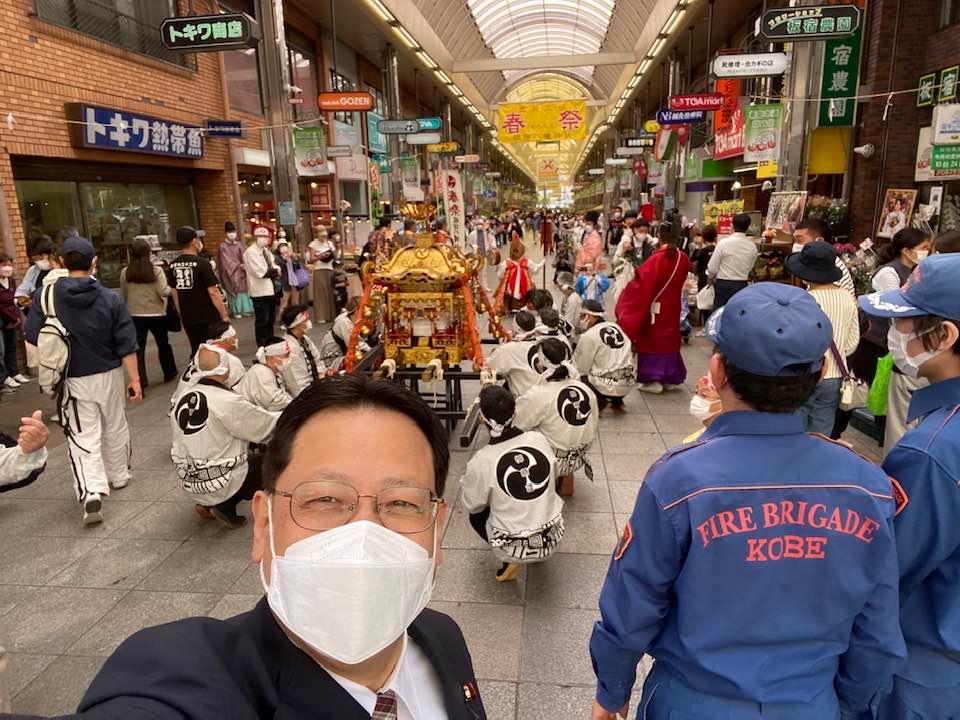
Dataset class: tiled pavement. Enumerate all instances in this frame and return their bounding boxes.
[0,242,882,717]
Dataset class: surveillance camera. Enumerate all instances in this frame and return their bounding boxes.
[731,180,742,191]
[853,143,875,158]
[761,180,774,191]
[287,85,304,95]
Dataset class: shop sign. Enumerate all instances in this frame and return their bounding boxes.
[293,127,327,177]
[426,142,461,154]
[702,200,744,232]
[442,169,467,247]
[333,119,361,150]
[616,146,646,156]
[369,161,381,193]
[416,117,443,132]
[713,81,745,160]
[335,155,369,182]
[454,154,480,163]
[932,104,960,145]
[932,145,960,172]
[757,160,778,179]
[318,92,374,112]
[917,73,938,108]
[669,94,725,111]
[537,158,558,178]
[367,111,387,154]
[744,104,782,163]
[819,25,862,127]
[712,52,788,79]
[205,120,242,138]
[625,134,655,148]
[657,109,705,125]
[940,66,959,104]
[643,120,660,133]
[758,5,861,42]
[915,127,960,181]
[378,119,420,134]
[278,201,296,226]
[160,13,259,52]
[66,103,203,158]
[406,132,442,145]
[325,145,351,158]
[496,100,588,144]
[401,157,422,201]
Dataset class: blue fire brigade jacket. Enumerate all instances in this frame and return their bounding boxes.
[590,411,906,719]
[880,376,960,717]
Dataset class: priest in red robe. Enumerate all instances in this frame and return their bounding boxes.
[615,223,690,393]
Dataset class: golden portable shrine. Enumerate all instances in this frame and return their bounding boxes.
[344,205,509,372]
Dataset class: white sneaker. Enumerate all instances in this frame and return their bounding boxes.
[109,477,128,490]
[13,374,31,383]
[638,382,664,394]
[3,377,20,389]
[83,493,103,525]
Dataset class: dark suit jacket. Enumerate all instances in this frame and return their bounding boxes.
[8,599,486,719]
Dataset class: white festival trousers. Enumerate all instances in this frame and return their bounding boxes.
[62,366,132,501]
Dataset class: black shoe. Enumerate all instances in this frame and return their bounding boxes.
[210,507,247,529]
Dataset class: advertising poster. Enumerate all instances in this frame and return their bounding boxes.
[765,191,808,235]
[293,127,327,176]
[877,189,918,239]
[702,199,744,235]
[744,104,782,163]
[442,169,467,249]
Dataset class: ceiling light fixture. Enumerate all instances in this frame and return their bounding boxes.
[364,0,394,23]
[434,70,452,85]
[390,23,417,49]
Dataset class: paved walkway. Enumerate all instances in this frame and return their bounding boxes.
[0,245,881,718]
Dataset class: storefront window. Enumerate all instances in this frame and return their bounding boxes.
[221,1,262,115]
[80,183,197,284]
[939,0,960,27]
[15,180,84,247]
[290,47,319,121]
[330,70,355,125]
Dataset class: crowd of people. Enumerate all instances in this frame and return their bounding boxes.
[0,205,959,720]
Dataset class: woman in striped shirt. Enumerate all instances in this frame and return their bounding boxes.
[785,241,860,435]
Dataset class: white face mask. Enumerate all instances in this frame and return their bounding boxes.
[689,394,719,424]
[262,508,436,665]
[226,232,238,241]
[888,324,945,379]
[35,259,51,271]
[256,236,270,248]
[913,249,929,263]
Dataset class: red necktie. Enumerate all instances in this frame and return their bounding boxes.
[371,690,398,719]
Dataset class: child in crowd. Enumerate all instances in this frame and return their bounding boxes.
[460,385,564,583]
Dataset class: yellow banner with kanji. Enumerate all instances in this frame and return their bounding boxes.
[497,100,588,144]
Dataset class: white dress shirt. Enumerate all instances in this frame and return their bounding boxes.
[243,243,279,298]
[706,232,759,282]
[326,634,448,720]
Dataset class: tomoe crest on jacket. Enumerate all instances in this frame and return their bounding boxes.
[557,386,592,426]
[174,391,210,435]
[599,325,626,349]
[496,446,552,500]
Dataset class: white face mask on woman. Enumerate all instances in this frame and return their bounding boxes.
[888,323,945,379]
[35,258,51,271]
[261,509,436,665]
[689,394,718,423]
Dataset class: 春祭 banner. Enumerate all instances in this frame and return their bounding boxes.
[497,100,588,144]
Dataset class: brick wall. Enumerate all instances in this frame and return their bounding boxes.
[848,0,960,240]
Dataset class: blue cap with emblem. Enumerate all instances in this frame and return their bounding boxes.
[704,283,832,376]
[859,254,960,319]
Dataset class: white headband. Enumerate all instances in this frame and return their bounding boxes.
[193,344,231,380]
[581,308,605,318]
[212,325,237,344]
[479,411,514,438]
[255,340,290,364]
[283,311,310,331]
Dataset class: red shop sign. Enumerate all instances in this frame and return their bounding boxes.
[669,93,725,112]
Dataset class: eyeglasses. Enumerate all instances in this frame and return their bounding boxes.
[275,480,442,535]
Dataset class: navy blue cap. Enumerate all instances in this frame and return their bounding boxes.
[62,236,96,260]
[706,283,832,376]
[859,254,960,319]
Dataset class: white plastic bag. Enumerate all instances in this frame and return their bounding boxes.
[696,285,715,311]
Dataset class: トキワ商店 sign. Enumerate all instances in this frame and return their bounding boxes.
[66,104,203,158]
[160,13,259,52]
[758,5,861,42]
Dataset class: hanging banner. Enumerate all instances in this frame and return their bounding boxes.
[713,80,745,160]
[335,155,368,182]
[366,111,387,154]
[400,157,422,201]
[744,104,782,162]
[537,158,558,178]
[496,100,588,144]
[442,169,467,248]
[333,119,361,150]
[702,200,744,233]
[293,127,328,177]
[818,25,862,127]
[916,126,960,181]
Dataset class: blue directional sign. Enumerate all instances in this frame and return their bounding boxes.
[657,109,706,125]
[417,117,442,131]
[205,119,243,138]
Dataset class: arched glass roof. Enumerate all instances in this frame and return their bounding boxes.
[467,0,616,83]
[503,73,589,104]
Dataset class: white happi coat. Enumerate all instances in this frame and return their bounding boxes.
[573,321,636,398]
[282,333,325,396]
[460,430,564,563]
[238,363,293,412]
[170,380,278,505]
[486,339,542,398]
[514,376,599,476]
[0,443,47,491]
[560,292,582,344]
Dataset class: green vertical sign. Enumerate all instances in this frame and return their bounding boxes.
[818,24,862,127]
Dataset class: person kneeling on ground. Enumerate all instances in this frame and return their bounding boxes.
[536,308,573,357]
[174,323,246,400]
[281,305,325,397]
[0,410,48,491]
[557,271,582,344]
[171,344,278,529]
[515,338,599,497]
[239,336,294,412]
[486,311,542,398]
[460,385,564,583]
[318,297,369,370]
[573,300,636,412]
